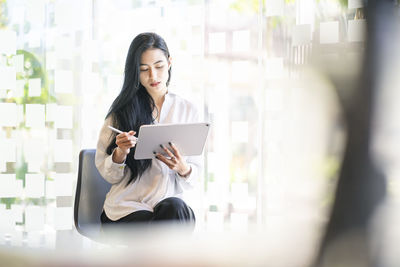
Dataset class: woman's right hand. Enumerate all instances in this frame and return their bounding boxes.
[112,130,137,163]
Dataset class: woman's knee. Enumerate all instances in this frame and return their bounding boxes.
[158,197,186,210]
[153,197,195,221]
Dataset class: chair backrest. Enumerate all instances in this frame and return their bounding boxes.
[74,149,111,240]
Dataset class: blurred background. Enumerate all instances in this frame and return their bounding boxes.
[1,0,399,266]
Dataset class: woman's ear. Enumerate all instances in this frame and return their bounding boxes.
[168,57,172,69]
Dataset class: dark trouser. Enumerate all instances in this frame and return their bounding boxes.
[100,197,195,226]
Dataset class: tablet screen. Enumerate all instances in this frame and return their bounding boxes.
[134,122,210,160]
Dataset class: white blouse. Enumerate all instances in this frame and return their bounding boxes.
[95,92,202,221]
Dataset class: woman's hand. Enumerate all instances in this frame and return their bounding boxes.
[155,142,192,177]
[112,130,136,163]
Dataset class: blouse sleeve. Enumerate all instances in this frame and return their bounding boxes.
[175,155,202,190]
[95,117,130,185]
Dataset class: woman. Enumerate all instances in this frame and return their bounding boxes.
[95,32,201,227]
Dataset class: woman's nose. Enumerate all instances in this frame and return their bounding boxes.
[149,68,156,79]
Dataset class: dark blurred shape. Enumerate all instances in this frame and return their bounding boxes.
[315,0,400,266]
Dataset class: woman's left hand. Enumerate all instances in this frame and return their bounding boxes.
[155,142,191,177]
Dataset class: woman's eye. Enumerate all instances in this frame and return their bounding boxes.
[156,65,164,69]
[140,69,148,72]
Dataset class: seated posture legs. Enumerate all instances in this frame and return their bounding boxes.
[101,197,195,226]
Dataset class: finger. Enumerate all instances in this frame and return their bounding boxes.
[123,141,136,148]
[160,144,175,158]
[116,137,128,144]
[117,139,136,147]
[155,153,174,168]
[116,134,131,143]
[156,151,173,163]
[168,142,182,158]
[128,131,137,138]
[117,132,130,138]
[117,133,136,142]
[116,137,131,144]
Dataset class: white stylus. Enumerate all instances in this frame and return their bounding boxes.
[108,125,123,134]
[108,125,138,140]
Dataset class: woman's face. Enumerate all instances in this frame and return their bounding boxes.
[139,48,171,97]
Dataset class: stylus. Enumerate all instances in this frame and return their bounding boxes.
[108,125,137,140]
[108,126,138,141]
[108,125,123,134]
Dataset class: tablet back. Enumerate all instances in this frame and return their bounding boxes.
[134,122,210,160]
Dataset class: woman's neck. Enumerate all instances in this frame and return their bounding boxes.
[148,87,167,105]
[154,94,165,107]
[150,89,167,122]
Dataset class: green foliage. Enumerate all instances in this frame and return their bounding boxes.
[322,156,340,181]
[1,48,56,207]
[188,0,203,4]
[318,156,341,209]
[208,172,215,182]
[270,16,282,28]
[0,162,27,208]
[205,172,215,192]
[230,0,357,13]
[14,50,55,107]
[338,0,347,7]
[0,198,15,209]
[0,0,8,29]
[230,0,265,14]
[15,161,27,182]
[209,205,218,212]
[230,0,299,14]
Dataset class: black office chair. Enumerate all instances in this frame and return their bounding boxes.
[74,149,111,241]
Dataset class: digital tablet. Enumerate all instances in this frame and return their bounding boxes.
[134,122,210,160]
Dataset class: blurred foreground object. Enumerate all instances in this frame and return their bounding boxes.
[316,0,400,266]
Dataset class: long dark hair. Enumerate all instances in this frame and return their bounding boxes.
[105,32,172,185]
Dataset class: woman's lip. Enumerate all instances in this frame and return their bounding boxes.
[150,82,160,87]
